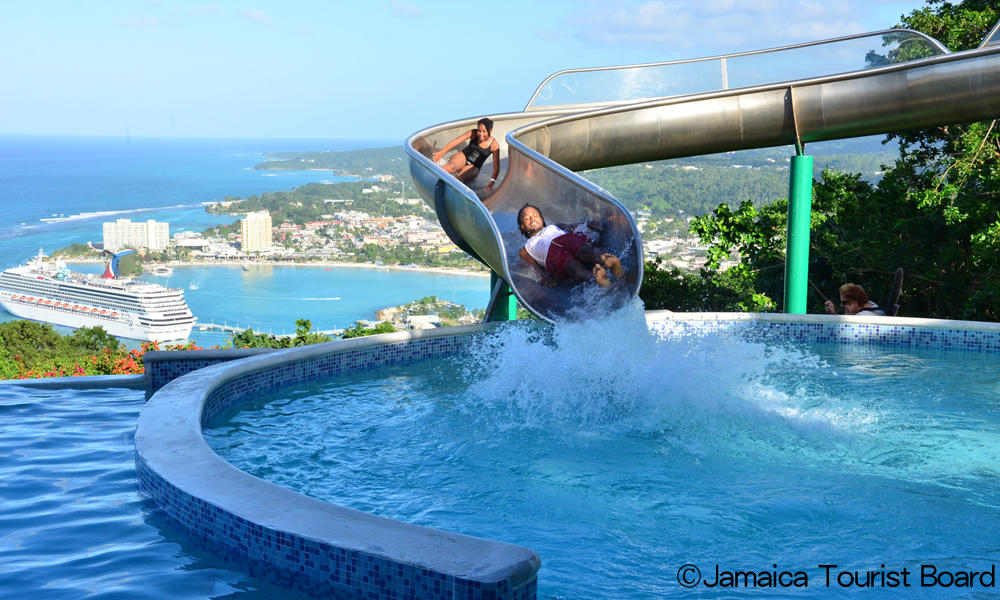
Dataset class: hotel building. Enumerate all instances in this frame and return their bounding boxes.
[241,211,272,253]
[103,219,170,251]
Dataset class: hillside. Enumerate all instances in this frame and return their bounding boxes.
[255,135,898,221]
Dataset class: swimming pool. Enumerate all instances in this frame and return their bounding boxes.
[0,385,326,599]
[201,309,1000,598]
[11,308,1000,599]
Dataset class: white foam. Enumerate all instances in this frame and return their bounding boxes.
[457,302,882,460]
[33,204,202,226]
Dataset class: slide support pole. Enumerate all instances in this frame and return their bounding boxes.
[486,271,517,322]
[784,154,814,314]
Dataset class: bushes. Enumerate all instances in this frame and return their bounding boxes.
[228,319,334,348]
[0,316,393,379]
[639,257,776,313]
[340,321,397,339]
[0,321,218,380]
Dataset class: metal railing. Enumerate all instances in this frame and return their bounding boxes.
[526,29,948,110]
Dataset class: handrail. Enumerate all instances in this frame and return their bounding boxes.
[514,41,1000,148]
[525,28,949,110]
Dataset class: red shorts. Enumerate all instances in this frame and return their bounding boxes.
[545,232,589,279]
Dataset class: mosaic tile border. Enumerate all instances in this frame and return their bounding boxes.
[135,324,539,600]
[144,348,277,392]
[644,311,1000,353]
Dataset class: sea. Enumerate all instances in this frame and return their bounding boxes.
[0,135,490,347]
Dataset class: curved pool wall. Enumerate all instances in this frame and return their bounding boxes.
[134,324,540,600]
[646,310,1000,350]
[135,312,1000,600]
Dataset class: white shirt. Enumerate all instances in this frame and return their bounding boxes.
[523,224,566,265]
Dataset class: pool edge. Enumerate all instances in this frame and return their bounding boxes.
[135,323,540,600]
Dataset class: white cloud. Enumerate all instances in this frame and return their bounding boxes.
[241,9,274,25]
[388,2,422,18]
[563,0,869,55]
[117,15,166,28]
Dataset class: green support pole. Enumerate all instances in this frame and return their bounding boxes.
[784,154,814,314]
[489,271,518,321]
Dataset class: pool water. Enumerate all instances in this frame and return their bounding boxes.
[0,386,325,600]
[205,311,1000,599]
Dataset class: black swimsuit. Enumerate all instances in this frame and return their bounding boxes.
[461,135,493,169]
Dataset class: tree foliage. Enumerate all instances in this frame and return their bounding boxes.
[0,321,137,378]
[229,318,333,348]
[639,258,776,312]
[583,145,893,221]
[340,321,398,339]
[116,251,144,277]
[207,181,429,224]
[255,146,410,179]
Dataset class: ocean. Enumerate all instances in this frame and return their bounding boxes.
[0,135,490,346]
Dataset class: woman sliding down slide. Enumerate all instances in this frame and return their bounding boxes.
[432,118,501,193]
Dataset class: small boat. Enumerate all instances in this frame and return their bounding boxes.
[242,264,251,271]
[151,266,174,276]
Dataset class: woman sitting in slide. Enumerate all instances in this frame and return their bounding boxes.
[432,117,501,193]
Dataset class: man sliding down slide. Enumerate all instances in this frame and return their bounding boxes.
[517,204,624,288]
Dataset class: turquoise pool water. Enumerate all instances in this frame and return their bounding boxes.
[205,314,1000,599]
[0,385,325,599]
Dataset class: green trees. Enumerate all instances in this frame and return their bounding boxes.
[340,321,397,339]
[52,243,100,259]
[254,146,410,180]
[116,251,144,277]
[228,319,333,348]
[0,322,123,378]
[647,0,1000,320]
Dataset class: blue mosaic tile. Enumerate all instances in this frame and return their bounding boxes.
[647,319,1000,354]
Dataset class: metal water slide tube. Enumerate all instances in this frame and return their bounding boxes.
[406,30,1000,323]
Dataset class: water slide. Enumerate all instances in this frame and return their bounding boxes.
[405,25,1000,323]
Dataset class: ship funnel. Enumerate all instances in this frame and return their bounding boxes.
[106,249,137,278]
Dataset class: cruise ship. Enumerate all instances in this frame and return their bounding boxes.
[0,250,196,342]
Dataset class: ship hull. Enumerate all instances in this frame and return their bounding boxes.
[0,299,192,342]
[0,253,197,343]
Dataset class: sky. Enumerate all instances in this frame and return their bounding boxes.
[0,0,933,141]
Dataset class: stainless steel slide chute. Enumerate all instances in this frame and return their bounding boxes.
[407,112,642,323]
[406,28,1000,324]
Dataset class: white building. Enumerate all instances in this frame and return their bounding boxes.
[241,211,272,253]
[103,219,170,251]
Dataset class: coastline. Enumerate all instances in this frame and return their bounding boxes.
[62,258,491,278]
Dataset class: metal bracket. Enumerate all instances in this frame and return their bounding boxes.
[789,86,805,156]
[482,277,508,323]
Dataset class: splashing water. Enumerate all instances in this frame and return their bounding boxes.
[457,302,885,462]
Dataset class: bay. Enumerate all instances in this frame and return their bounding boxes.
[0,135,490,346]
